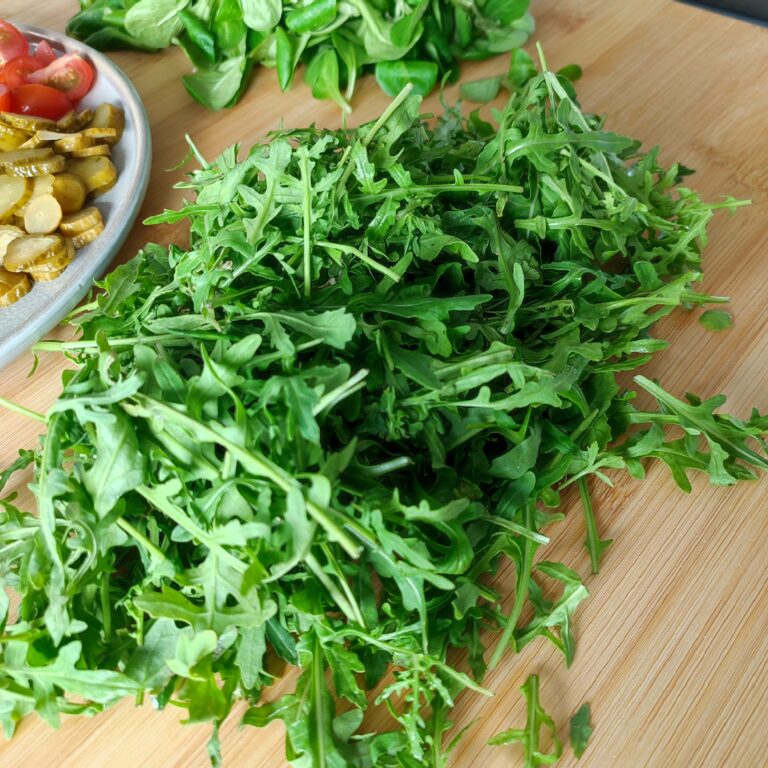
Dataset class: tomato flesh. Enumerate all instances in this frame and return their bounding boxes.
[0,55,43,90]
[10,83,72,120]
[0,20,28,67]
[27,53,94,103]
[0,22,96,118]
[34,39,56,66]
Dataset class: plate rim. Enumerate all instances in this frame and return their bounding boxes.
[0,21,151,369]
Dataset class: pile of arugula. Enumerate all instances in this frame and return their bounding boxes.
[65,0,534,110]
[1,64,766,767]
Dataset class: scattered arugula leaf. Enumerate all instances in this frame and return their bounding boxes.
[699,309,733,331]
[489,674,562,767]
[569,703,592,759]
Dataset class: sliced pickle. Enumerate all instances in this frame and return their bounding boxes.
[0,148,54,167]
[0,176,33,221]
[0,101,123,268]
[26,173,56,202]
[54,133,94,154]
[28,239,74,278]
[72,144,110,158]
[70,220,105,249]
[91,178,117,198]
[66,156,117,193]
[88,104,125,145]
[56,110,77,131]
[0,224,23,264]
[4,233,66,272]
[70,109,94,132]
[24,194,62,235]
[52,173,87,215]
[1,113,55,132]
[81,126,118,141]
[18,133,47,149]
[0,267,31,306]
[5,155,67,177]
[34,130,79,141]
[0,124,27,151]
[59,206,101,236]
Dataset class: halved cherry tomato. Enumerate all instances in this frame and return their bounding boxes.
[10,83,72,120]
[0,55,43,90]
[0,84,10,112]
[0,20,28,67]
[27,53,94,103]
[34,40,56,66]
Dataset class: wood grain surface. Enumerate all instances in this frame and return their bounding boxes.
[1,1,767,766]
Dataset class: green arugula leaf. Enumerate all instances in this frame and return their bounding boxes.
[1,62,765,768]
[570,703,592,759]
[489,674,562,767]
[699,309,733,331]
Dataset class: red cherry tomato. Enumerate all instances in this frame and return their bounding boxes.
[0,84,10,112]
[0,20,28,67]
[10,83,72,120]
[27,53,94,103]
[0,55,43,90]
[34,39,56,66]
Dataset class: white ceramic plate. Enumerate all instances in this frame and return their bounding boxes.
[0,21,151,368]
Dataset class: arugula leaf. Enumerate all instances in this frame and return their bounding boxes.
[489,674,563,767]
[699,309,733,331]
[570,703,592,759]
[0,62,765,767]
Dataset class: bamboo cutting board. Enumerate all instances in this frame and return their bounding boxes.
[1,1,767,766]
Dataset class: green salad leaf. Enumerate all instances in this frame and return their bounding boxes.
[66,0,535,109]
[489,674,562,766]
[569,703,592,759]
[1,63,765,766]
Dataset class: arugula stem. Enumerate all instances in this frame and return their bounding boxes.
[354,182,523,205]
[578,477,611,574]
[136,484,247,573]
[0,397,46,423]
[488,503,537,670]
[101,572,112,641]
[320,542,366,627]
[361,84,414,147]
[524,673,541,768]
[621,412,680,425]
[312,633,329,762]
[65,300,99,319]
[33,333,222,352]
[313,369,369,415]
[307,551,364,626]
[116,517,168,564]
[300,149,313,299]
[359,456,412,476]
[317,241,401,282]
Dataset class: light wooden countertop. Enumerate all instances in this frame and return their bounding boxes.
[1,1,767,766]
